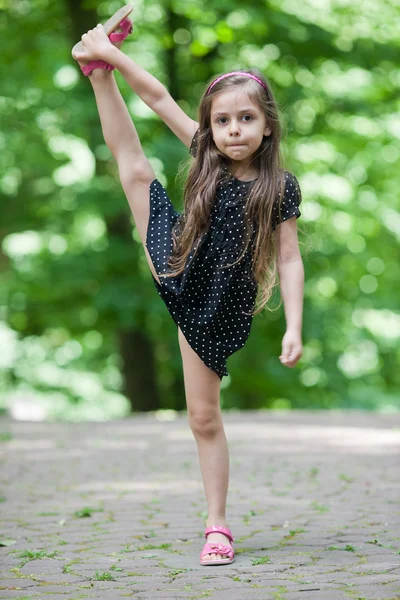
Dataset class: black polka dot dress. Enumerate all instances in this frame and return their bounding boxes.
[145,130,302,379]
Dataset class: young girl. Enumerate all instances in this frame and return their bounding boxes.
[72,11,304,566]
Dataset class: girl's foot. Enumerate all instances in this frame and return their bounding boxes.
[73,22,128,71]
[71,4,132,56]
[202,520,233,562]
[71,5,133,75]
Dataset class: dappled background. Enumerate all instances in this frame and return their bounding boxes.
[0,0,399,420]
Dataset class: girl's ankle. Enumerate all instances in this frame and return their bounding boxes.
[90,68,113,78]
[206,517,228,526]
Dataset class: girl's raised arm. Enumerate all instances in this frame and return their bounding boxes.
[108,45,199,149]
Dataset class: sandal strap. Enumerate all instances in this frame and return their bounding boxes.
[79,18,133,77]
[81,60,115,77]
[109,18,133,42]
[200,542,234,560]
[204,525,234,543]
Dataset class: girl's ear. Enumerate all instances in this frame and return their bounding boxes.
[264,125,272,137]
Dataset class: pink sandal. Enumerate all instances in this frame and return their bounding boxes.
[71,4,133,76]
[200,525,235,566]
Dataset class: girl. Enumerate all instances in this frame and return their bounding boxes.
[72,10,304,566]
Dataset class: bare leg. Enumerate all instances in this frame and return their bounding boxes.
[89,70,161,284]
[177,326,233,562]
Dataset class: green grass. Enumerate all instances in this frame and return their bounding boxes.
[93,570,115,581]
[15,549,58,566]
[250,555,271,565]
[73,507,104,518]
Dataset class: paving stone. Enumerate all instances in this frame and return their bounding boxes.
[1,410,399,599]
[344,573,400,585]
[0,593,43,599]
[345,585,400,599]
[134,594,200,599]
[0,578,36,589]
[15,584,71,593]
[284,592,346,600]
[349,563,400,573]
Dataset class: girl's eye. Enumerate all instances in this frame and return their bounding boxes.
[217,115,253,124]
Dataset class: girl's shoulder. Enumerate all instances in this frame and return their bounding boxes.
[281,169,301,187]
[279,170,302,204]
[271,170,302,230]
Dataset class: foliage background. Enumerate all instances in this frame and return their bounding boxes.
[0,0,399,420]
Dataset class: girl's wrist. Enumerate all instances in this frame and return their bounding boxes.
[105,45,122,66]
[286,326,302,336]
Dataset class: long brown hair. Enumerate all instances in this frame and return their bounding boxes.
[159,69,296,316]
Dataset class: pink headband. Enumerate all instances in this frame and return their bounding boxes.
[206,71,268,95]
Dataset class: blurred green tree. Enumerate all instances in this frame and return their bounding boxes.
[0,0,398,419]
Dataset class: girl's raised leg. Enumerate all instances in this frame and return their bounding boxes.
[177,326,233,562]
[89,69,161,284]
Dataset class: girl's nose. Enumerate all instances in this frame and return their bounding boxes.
[229,123,240,135]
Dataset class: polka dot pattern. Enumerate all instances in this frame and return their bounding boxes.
[145,130,301,379]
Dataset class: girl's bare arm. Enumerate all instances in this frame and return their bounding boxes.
[110,50,199,149]
[276,217,304,334]
[73,25,198,149]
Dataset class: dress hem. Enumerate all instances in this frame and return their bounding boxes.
[150,274,227,380]
[145,182,228,381]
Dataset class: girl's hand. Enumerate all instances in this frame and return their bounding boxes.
[72,24,116,65]
[279,330,302,368]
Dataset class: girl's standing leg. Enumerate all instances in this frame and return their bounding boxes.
[88,69,161,284]
[177,327,233,562]
[88,67,231,561]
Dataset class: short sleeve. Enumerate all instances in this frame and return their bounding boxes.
[272,171,302,230]
[189,128,200,158]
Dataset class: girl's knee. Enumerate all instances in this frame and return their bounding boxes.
[188,407,221,437]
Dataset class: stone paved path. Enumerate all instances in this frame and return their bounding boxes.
[1,410,399,600]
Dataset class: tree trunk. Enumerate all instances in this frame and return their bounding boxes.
[106,212,161,412]
[119,329,160,411]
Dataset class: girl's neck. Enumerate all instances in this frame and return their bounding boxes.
[227,161,258,182]
[229,168,258,182]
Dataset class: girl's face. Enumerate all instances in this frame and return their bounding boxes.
[210,88,271,168]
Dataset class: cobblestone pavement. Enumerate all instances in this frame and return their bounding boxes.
[0,410,399,600]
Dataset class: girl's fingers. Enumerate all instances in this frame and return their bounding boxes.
[73,52,86,60]
[81,32,93,43]
[280,349,300,367]
[82,28,95,39]
[81,23,103,38]
[76,22,109,59]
